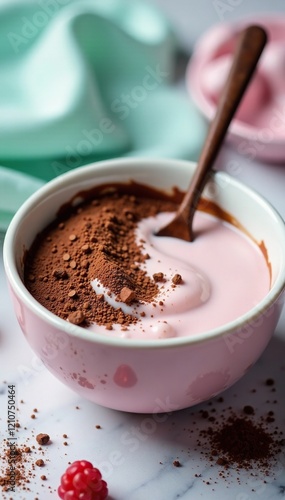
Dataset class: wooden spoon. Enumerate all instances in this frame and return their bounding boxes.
[156,25,267,241]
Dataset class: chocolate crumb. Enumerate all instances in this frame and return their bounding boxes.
[53,269,68,280]
[216,457,228,466]
[173,460,182,467]
[36,434,50,445]
[172,273,183,284]
[243,405,255,415]
[35,459,44,467]
[120,287,136,304]
[153,272,164,282]
[68,310,85,325]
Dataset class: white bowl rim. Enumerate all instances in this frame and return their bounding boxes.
[3,157,285,350]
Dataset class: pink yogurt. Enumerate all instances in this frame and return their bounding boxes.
[90,210,270,340]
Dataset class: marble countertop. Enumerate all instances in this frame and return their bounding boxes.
[1,143,285,500]
[1,0,285,496]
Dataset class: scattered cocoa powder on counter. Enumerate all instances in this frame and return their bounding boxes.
[0,442,49,497]
[24,185,181,330]
[208,417,274,467]
[197,406,284,474]
[0,445,27,491]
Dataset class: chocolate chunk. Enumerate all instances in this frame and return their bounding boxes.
[120,287,136,304]
[173,460,182,467]
[67,310,85,325]
[35,459,44,467]
[172,273,183,284]
[153,272,164,282]
[243,405,255,415]
[53,269,68,280]
[36,433,50,445]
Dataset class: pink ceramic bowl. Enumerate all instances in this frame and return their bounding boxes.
[187,15,285,162]
[3,158,285,413]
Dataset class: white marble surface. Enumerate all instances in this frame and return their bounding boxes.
[1,1,285,499]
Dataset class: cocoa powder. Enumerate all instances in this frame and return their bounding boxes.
[205,417,274,467]
[198,405,284,473]
[24,186,178,329]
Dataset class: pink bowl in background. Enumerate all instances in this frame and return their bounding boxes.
[187,15,285,163]
[3,158,285,413]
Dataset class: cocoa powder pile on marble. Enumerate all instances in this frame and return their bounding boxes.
[198,404,284,473]
[24,185,178,329]
[205,416,275,468]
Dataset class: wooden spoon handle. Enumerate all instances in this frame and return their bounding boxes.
[178,25,267,238]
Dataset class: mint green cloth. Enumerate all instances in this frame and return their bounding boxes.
[0,167,44,232]
[0,0,206,231]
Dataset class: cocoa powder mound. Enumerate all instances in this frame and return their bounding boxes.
[198,408,284,473]
[206,417,274,467]
[24,187,177,329]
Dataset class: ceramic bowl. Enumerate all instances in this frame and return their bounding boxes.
[187,16,285,162]
[3,158,285,413]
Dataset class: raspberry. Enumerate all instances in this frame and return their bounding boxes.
[58,460,108,500]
